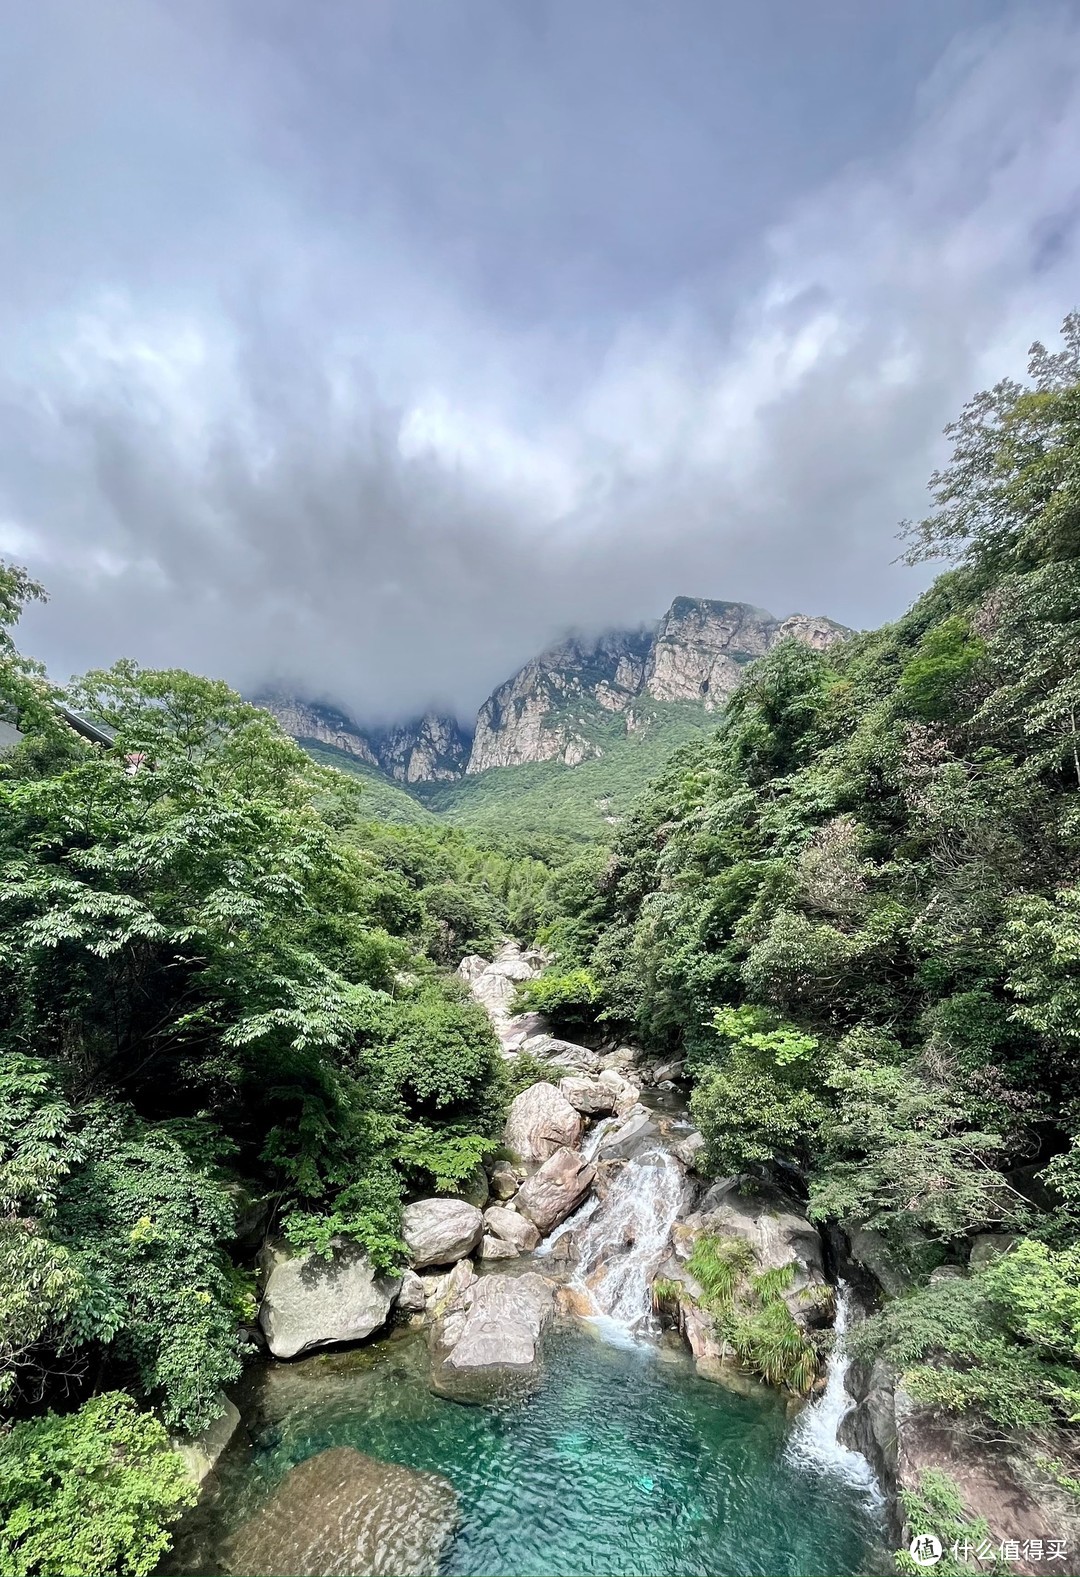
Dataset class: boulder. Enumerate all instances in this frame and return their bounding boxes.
[596,1068,642,1114]
[172,1392,242,1487]
[652,1059,686,1085]
[503,1082,583,1167]
[430,1271,556,1401]
[478,1233,518,1261]
[489,1160,523,1201]
[846,1225,923,1298]
[257,1240,400,1360]
[597,1112,662,1162]
[499,1011,549,1052]
[419,1258,475,1321]
[558,1075,616,1116]
[396,1269,428,1316]
[483,1205,540,1252]
[672,1129,706,1170]
[969,1232,1017,1269]
[402,1199,484,1269]
[515,1148,595,1235]
[222,1446,458,1576]
[523,1035,603,1076]
[674,1180,826,1318]
[459,942,543,1031]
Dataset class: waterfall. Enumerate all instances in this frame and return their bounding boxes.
[563,1146,685,1336]
[784,1282,882,1498]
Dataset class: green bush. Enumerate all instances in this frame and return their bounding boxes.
[514,967,600,1031]
[0,1393,196,1577]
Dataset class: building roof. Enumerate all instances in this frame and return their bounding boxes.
[0,719,24,752]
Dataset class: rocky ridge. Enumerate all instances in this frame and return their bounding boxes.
[261,596,850,784]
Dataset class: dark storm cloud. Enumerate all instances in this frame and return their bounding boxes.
[2,0,1079,723]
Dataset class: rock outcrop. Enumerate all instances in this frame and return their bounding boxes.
[401,1199,484,1269]
[257,1240,400,1360]
[221,1446,458,1576]
[429,1271,557,1401]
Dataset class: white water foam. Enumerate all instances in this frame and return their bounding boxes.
[784,1281,882,1500]
[567,1146,685,1334]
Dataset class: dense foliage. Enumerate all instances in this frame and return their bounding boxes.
[0,583,561,1568]
[540,316,1080,1447]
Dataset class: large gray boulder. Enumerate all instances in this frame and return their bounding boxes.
[596,1067,642,1114]
[515,1147,595,1235]
[478,1233,517,1261]
[504,1082,583,1167]
[483,1204,540,1252]
[430,1271,556,1401]
[558,1075,616,1116]
[597,1111,662,1162]
[258,1240,400,1360]
[402,1199,484,1269]
[222,1446,458,1576]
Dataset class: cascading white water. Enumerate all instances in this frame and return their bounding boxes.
[564,1146,685,1334]
[784,1281,882,1499]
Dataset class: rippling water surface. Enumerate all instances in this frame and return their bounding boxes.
[170,1324,885,1577]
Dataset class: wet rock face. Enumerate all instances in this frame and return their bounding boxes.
[402,1199,485,1269]
[515,1147,596,1234]
[596,1112,662,1162]
[222,1446,458,1576]
[504,1082,584,1167]
[429,1272,556,1402]
[257,1240,400,1361]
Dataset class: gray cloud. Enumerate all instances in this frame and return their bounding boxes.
[2,0,1078,723]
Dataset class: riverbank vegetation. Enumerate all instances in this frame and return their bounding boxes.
[532,316,1080,1452]
[0,600,554,1573]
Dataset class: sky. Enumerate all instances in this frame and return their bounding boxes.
[3,0,1080,725]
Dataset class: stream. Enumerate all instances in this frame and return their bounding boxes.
[169,1114,887,1576]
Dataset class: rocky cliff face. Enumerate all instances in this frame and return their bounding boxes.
[266,597,849,784]
[258,698,468,784]
[466,599,849,771]
[466,629,654,773]
[258,697,379,765]
[364,715,471,783]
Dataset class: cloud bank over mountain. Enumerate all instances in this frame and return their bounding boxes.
[3,0,1079,721]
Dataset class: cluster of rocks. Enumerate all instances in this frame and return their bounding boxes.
[456,941,683,1092]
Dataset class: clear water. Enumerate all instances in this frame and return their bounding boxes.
[170,1324,886,1577]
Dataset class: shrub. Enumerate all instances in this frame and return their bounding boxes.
[513,968,600,1031]
[0,1393,196,1577]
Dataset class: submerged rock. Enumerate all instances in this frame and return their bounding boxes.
[503,1082,583,1166]
[402,1198,484,1269]
[515,1147,596,1234]
[222,1445,457,1576]
[429,1271,556,1402]
[257,1240,400,1361]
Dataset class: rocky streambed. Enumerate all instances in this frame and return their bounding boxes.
[167,942,890,1576]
